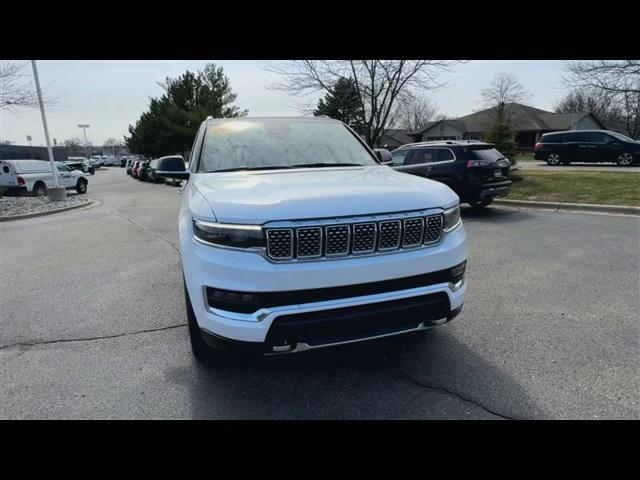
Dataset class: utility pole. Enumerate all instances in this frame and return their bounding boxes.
[78,124,90,159]
[31,60,63,199]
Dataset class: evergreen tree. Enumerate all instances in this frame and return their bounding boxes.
[125,64,247,158]
[313,77,363,127]
[485,111,517,160]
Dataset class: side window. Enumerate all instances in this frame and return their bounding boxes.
[405,148,436,165]
[2,165,9,173]
[543,134,564,143]
[587,132,607,143]
[391,149,408,166]
[569,132,587,142]
[437,149,455,162]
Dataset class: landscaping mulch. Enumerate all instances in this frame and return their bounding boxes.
[0,196,90,219]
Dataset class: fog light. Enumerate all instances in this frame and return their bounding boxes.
[449,261,467,284]
[206,287,262,313]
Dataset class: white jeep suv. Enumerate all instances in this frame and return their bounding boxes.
[158,117,468,362]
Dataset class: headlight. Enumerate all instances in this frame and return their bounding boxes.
[193,219,265,249]
[443,205,461,232]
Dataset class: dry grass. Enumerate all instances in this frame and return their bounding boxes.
[509,171,640,206]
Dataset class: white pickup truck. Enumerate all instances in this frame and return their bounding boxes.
[0,159,89,196]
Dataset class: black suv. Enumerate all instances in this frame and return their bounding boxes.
[534,130,640,166]
[389,141,512,208]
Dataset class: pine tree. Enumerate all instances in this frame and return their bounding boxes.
[313,77,363,128]
[125,64,247,158]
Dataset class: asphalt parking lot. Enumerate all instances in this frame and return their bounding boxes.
[1,167,639,419]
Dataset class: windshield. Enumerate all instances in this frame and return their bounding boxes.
[198,119,378,173]
[609,131,635,142]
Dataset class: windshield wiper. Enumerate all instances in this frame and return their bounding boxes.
[289,162,364,168]
[208,165,294,173]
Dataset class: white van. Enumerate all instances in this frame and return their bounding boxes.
[0,159,89,196]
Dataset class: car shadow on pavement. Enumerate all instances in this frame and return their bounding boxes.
[173,328,546,420]
[460,205,536,224]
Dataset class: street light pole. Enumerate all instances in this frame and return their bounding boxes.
[78,124,90,159]
[30,60,61,190]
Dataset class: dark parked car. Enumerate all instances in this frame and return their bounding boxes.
[389,140,512,208]
[137,160,151,181]
[534,130,640,166]
[146,159,165,183]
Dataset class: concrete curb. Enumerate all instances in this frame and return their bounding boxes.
[494,198,640,216]
[0,199,100,222]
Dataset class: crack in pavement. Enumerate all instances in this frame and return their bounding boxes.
[109,208,181,254]
[389,368,519,420]
[0,323,187,352]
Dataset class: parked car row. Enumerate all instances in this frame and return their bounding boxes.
[64,157,95,175]
[0,159,89,196]
[127,156,184,186]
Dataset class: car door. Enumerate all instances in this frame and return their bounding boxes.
[585,132,614,162]
[393,148,437,178]
[55,164,74,188]
[570,132,592,162]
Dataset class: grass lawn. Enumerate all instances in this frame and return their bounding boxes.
[509,170,640,206]
[514,152,535,162]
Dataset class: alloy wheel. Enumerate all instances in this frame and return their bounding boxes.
[617,153,634,166]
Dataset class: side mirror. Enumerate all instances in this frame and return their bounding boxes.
[374,148,393,165]
[156,155,189,180]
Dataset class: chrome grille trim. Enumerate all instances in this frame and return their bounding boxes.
[325,225,350,256]
[352,222,377,254]
[264,208,447,262]
[296,227,322,258]
[378,220,402,251]
[424,215,443,244]
[266,229,294,259]
[402,217,424,247]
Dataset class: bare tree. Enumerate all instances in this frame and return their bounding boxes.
[1,61,61,111]
[564,60,640,96]
[562,61,640,139]
[0,61,39,110]
[394,93,441,132]
[267,60,459,147]
[554,88,621,127]
[620,91,640,139]
[479,71,532,125]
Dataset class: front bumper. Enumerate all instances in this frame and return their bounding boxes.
[182,222,468,345]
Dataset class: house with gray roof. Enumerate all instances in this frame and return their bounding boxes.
[379,129,416,150]
[408,103,606,151]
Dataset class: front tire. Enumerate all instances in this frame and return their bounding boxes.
[469,199,493,208]
[617,152,635,167]
[546,153,561,166]
[184,280,221,365]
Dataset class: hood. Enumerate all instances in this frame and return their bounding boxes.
[190,166,458,224]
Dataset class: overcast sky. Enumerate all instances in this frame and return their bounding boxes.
[0,60,570,146]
